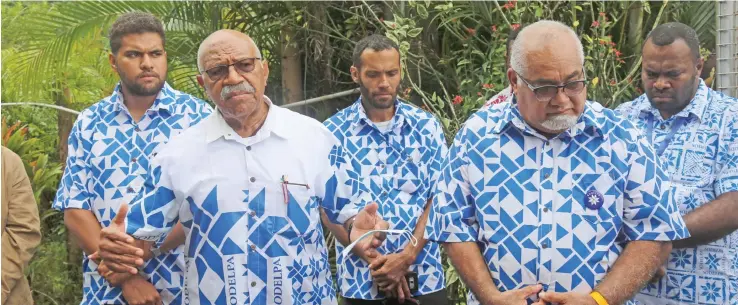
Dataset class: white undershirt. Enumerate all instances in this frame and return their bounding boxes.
[374,120,392,133]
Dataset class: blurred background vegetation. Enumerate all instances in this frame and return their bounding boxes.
[0,1,718,304]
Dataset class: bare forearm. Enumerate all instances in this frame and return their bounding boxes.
[158,222,185,254]
[444,242,499,305]
[64,209,103,256]
[673,192,738,249]
[319,208,374,263]
[594,240,671,305]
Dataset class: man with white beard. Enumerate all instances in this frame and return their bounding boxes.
[425,20,690,305]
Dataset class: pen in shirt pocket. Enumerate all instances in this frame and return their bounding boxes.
[280,175,310,204]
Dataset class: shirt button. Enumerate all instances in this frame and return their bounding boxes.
[250,211,256,217]
[660,124,667,130]
[131,157,138,163]
[250,244,256,251]
[134,126,141,132]
[246,146,252,151]
[250,177,256,183]
[543,207,549,212]
[380,164,385,168]
[250,282,256,287]
[407,156,413,162]
[127,187,134,193]
[543,173,550,179]
[542,242,549,249]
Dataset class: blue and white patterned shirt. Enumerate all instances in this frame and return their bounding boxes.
[617,80,738,305]
[426,100,689,305]
[53,82,212,305]
[124,98,370,305]
[324,99,448,299]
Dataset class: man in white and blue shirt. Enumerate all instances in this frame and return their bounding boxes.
[92,29,390,305]
[323,35,449,305]
[54,12,212,305]
[617,22,738,305]
[426,20,689,305]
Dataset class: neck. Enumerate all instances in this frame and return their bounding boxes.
[121,86,157,122]
[225,101,269,138]
[361,98,395,123]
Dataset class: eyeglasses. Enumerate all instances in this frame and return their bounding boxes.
[514,70,587,102]
[201,57,261,82]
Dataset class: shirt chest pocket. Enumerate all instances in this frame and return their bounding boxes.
[672,141,714,186]
[263,181,319,237]
[390,145,428,195]
[568,174,623,264]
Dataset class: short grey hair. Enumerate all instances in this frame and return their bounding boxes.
[509,20,584,79]
[196,34,263,72]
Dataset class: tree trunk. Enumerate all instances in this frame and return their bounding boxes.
[280,24,303,104]
[627,2,645,57]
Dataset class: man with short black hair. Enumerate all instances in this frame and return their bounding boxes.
[54,11,212,305]
[617,22,738,305]
[323,34,449,305]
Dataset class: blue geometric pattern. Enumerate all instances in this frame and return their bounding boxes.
[324,99,448,299]
[124,103,369,305]
[618,79,738,305]
[426,100,689,305]
[53,82,212,305]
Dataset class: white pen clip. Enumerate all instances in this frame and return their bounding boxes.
[340,229,418,262]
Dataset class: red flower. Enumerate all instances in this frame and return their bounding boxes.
[483,83,493,89]
[609,79,616,86]
[477,92,482,96]
[465,27,476,35]
[599,12,606,17]
[453,95,464,105]
[592,21,600,28]
[511,23,521,30]
[614,49,623,57]
[610,41,616,47]
[491,25,498,32]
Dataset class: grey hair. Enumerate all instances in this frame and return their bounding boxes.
[509,20,584,79]
[196,34,263,72]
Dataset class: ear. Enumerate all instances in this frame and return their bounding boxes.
[695,57,704,78]
[507,67,518,93]
[261,60,270,81]
[109,53,116,71]
[350,66,360,84]
[197,74,205,87]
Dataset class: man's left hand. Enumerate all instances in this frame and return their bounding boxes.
[534,291,598,305]
[369,252,413,290]
[349,202,390,256]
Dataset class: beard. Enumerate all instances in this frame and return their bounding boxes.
[358,78,398,110]
[540,114,579,131]
[118,68,166,97]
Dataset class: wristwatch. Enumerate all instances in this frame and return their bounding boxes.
[151,247,164,257]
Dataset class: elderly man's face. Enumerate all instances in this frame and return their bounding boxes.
[198,37,269,120]
[510,47,587,135]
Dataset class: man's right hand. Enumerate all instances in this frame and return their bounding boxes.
[650,266,666,284]
[486,285,543,305]
[94,203,145,274]
[121,275,162,305]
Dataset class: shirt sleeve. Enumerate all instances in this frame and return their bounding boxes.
[424,123,479,243]
[620,129,690,241]
[125,152,180,241]
[424,118,449,201]
[317,141,372,225]
[713,108,738,196]
[53,115,92,211]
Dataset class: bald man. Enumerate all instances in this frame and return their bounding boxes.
[426,20,688,305]
[93,29,391,305]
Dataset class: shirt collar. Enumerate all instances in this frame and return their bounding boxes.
[348,97,407,132]
[638,79,709,122]
[205,96,290,143]
[111,82,178,114]
[492,98,606,138]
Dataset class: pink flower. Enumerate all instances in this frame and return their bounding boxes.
[599,12,606,17]
[465,28,477,35]
[477,92,482,96]
[483,83,493,89]
[491,25,498,32]
[592,21,600,28]
[511,23,521,30]
[453,95,463,105]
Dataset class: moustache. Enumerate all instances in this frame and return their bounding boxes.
[221,81,256,101]
[137,72,159,79]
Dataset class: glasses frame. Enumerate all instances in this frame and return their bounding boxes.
[513,69,588,103]
[201,57,262,82]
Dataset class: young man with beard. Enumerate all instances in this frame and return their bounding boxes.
[426,20,689,305]
[617,22,738,305]
[322,35,449,305]
[53,12,212,305]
